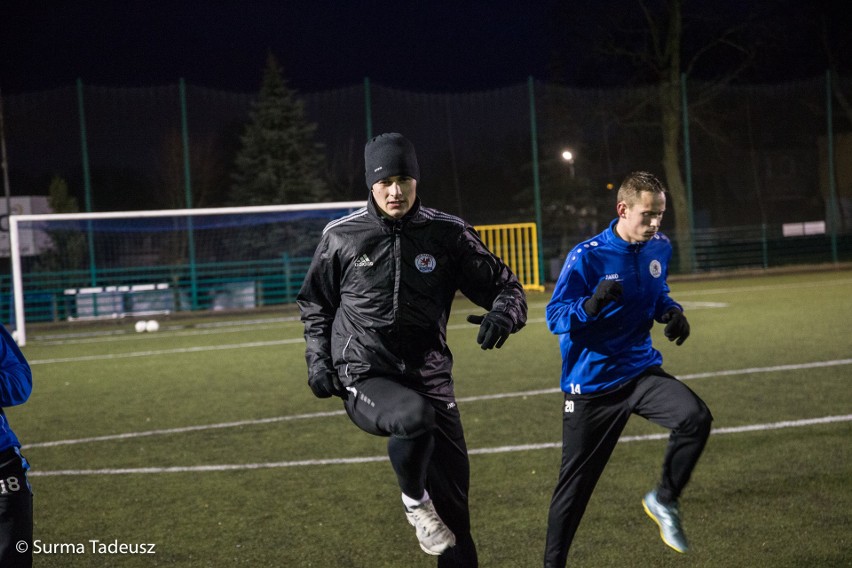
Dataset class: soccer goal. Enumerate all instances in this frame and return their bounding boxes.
[8,201,365,346]
[8,202,545,345]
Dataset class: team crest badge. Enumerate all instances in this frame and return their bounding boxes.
[649,260,662,278]
[415,254,437,273]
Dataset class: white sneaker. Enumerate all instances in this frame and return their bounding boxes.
[404,499,456,555]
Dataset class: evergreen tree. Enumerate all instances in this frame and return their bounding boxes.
[229,53,330,206]
[33,176,87,275]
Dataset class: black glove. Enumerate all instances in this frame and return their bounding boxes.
[661,309,690,346]
[466,312,514,350]
[583,280,623,317]
[308,371,347,399]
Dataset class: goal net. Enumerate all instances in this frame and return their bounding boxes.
[8,201,365,345]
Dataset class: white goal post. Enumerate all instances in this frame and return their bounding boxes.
[9,201,366,346]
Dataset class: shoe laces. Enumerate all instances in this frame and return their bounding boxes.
[409,502,445,536]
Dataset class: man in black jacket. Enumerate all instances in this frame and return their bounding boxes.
[298,133,527,567]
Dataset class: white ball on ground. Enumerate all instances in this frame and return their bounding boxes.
[145,320,160,332]
[135,321,147,333]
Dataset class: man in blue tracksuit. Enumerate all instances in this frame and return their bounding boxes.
[0,323,33,568]
[543,171,712,567]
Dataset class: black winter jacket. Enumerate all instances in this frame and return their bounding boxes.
[297,197,527,400]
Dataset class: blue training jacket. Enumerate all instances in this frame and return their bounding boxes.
[0,324,32,452]
[546,219,681,395]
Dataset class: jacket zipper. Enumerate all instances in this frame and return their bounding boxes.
[392,223,405,373]
[632,245,642,293]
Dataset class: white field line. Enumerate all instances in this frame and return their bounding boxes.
[26,304,726,366]
[672,277,852,297]
[21,273,850,476]
[21,272,852,348]
[28,323,537,365]
[27,339,305,365]
[27,271,851,343]
[24,410,350,448]
[32,321,298,346]
[23,358,852,451]
[471,414,852,453]
[23,359,852,476]
[28,414,852,477]
[27,319,523,364]
[24,272,852,343]
[26,301,725,349]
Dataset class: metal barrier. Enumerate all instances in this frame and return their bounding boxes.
[3,224,848,325]
[474,222,545,291]
[1,255,314,324]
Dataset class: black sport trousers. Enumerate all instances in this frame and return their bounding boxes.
[0,449,33,568]
[544,371,712,568]
[344,377,478,568]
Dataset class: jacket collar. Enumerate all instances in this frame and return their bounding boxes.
[367,194,422,227]
[604,218,645,252]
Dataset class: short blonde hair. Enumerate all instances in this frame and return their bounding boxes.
[617,171,666,206]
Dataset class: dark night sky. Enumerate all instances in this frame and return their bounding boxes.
[3,1,561,94]
[2,1,850,95]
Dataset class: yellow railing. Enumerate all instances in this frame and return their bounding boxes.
[473,222,545,291]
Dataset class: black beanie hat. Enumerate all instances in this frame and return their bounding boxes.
[364,133,420,188]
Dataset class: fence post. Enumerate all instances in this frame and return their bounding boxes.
[76,79,100,317]
[681,73,697,272]
[528,76,545,286]
[825,70,839,264]
[761,223,769,269]
[282,253,292,303]
[179,79,200,309]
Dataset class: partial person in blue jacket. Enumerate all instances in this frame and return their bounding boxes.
[543,171,712,568]
[0,323,33,568]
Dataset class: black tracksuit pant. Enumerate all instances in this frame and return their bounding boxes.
[0,448,33,568]
[345,376,478,568]
[543,370,712,568]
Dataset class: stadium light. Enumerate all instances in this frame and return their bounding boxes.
[561,149,576,178]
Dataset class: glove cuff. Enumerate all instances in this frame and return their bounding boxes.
[583,297,599,317]
[661,308,682,321]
